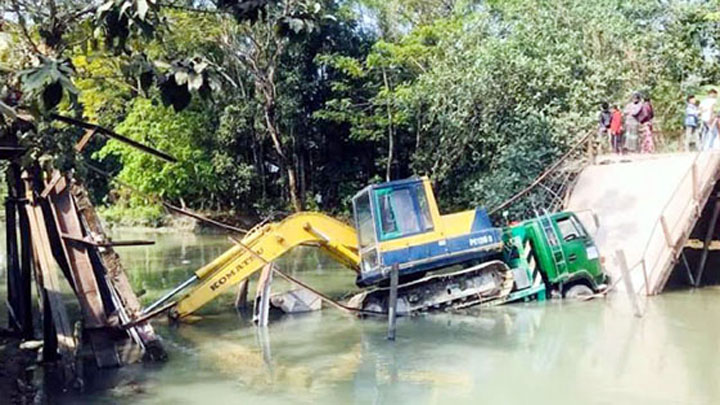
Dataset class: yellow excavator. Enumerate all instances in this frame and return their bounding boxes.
[143,176,606,320]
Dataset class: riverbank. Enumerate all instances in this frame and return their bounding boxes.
[0,331,38,404]
[98,204,258,234]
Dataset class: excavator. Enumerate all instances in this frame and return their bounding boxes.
[143,177,607,320]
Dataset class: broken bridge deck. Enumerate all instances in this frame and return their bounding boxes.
[566,151,720,295]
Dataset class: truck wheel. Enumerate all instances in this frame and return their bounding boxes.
[564,284,594,299]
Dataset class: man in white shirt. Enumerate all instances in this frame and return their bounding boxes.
[699,89,718,146]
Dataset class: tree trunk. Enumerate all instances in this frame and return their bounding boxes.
[262,94,302,212]
[382,67,394,182]
[286,166,302,212]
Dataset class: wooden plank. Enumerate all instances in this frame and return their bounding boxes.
[69,181,166,361]
[61,233,155,248]
[74,129,96,153]
[48,174,108,329]
[40,171,63,199]
[24,174,77,383]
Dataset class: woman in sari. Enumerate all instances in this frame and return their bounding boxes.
[639,95,654,153]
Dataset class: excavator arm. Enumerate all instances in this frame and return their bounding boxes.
[167,212,360,318]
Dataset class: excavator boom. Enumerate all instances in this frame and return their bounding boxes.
[171,213,360,318]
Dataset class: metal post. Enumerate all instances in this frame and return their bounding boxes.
[695,196,720,287]
[616,250,642,318]
[692,163,699,201]
[660,215,673,248]
[640,259,650,297]
[681,252,696,286]
[387,264,399,341]
[142,275,198,314]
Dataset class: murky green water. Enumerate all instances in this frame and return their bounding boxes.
[4,231,720,404]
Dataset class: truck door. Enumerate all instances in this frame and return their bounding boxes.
[553,215,591,277]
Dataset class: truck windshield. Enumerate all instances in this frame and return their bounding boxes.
[556,216,585,242]
[375,185,432,240]
[354,191,376,249]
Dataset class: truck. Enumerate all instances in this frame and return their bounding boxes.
[143,176,607,320]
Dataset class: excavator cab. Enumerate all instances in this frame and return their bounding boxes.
[352,177,503,286]
[352,178,435,278]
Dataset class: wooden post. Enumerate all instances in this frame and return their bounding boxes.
[387,265,399,341]
[235,279,249,310]
[15,166,34,340]
[616,250,642,318]
[5,164,33,338]
[253,264,273,327]
[695,196,720,287]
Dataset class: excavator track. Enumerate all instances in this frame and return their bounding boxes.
[347,260,514,315]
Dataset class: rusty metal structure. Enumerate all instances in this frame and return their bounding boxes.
[2,121,168,387]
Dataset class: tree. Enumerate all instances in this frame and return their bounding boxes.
[217,0,329,212]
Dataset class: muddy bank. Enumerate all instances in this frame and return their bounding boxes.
[0,330,38,405]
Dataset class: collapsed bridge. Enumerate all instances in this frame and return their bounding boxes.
[496,131,720,296]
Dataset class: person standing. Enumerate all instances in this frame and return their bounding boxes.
[598,102,612,152]
[704,112,720,150]
[610,105,624,154]
[699,88,718,145]
[638,94,654,153]
[684,95,700,151]
[623,93,643,153]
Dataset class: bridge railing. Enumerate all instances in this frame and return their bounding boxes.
[625,149,720,295]
[489,130,596,220]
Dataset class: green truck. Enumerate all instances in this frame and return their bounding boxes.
[501,211,607,305]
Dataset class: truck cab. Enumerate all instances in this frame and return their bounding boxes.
[351,177,504,287]
[506,212,606,296]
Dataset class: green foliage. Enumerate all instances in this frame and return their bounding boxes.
[318,0,720,213]
[96,0,160,51]
[96,98,218,205]
[98,202,167,227]
[19,57,78,111]
[7,0,720,227]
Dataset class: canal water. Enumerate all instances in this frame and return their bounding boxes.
[3,230,720,404]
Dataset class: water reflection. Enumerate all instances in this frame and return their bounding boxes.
[5,230,720,404]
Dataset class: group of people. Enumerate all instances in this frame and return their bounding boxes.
[598,93,654,155]
[684,89,718,151]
